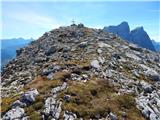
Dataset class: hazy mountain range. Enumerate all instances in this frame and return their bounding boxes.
[103,22,157,51]
[1,38,33,68]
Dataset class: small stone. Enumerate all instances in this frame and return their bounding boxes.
[64,111,77,120]
[91,60,100,69]
[143,85,153,93]
[157,99,160,108]
[45,46,57,56]
[108,112,118,120]
[122,112,127,119]
[97,48,102,54]
[142,108,150,119]
[11,100,26,108]
[98,57,105,64]
[51,82,67,94]
[78,42,88,48]
[98,42,111,48]
[47,73,54,80]
[149,113,158,120]
[125,52,141,61]
[64,95,70,101]
[105,69,113,78]
[63,46,71,52]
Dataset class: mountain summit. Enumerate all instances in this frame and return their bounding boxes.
[1,24,160,120]
[103,22,156,51]
[103,21,130,41]
[130,27,156,51]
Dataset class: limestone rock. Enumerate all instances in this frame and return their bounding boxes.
[91,60,100,69]
[43,97,62,119]
[78,42,88,48]
[11,100,26,108]
[107,112,118,120]
[64,111,77,120]
[2,107,25,120]
[51,82,67,94]
[20,89,39,105]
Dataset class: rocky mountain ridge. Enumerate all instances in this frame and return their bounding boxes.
[1,24,160,120]
[103,22,156,51]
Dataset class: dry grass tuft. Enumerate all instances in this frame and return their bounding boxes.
[59,77,144,120]
[24,76,62,95]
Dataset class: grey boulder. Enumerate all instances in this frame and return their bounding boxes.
[21,89,39,104]
[2,106,25,120]
[44,97,62,119]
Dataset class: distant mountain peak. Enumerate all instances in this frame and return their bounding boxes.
[119,21,129,26]
[133,26,144,31]
[103,21,130,41]
[103,22,156,51]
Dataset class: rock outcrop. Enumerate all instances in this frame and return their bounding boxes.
[2,107,26,120]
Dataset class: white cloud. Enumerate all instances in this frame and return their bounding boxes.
[8,10,62,29]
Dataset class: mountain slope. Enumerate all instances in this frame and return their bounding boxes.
[1,38,33,68]
[1,24,160,120]
[103,22,156,51]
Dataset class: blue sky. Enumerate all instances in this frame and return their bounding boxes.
[1,0,160,42]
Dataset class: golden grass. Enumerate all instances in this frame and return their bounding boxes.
[24,76,62,95]
[58,77,144,120]
[1,95,20,113]
[24,95,44,120]
[60,59,91,69]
